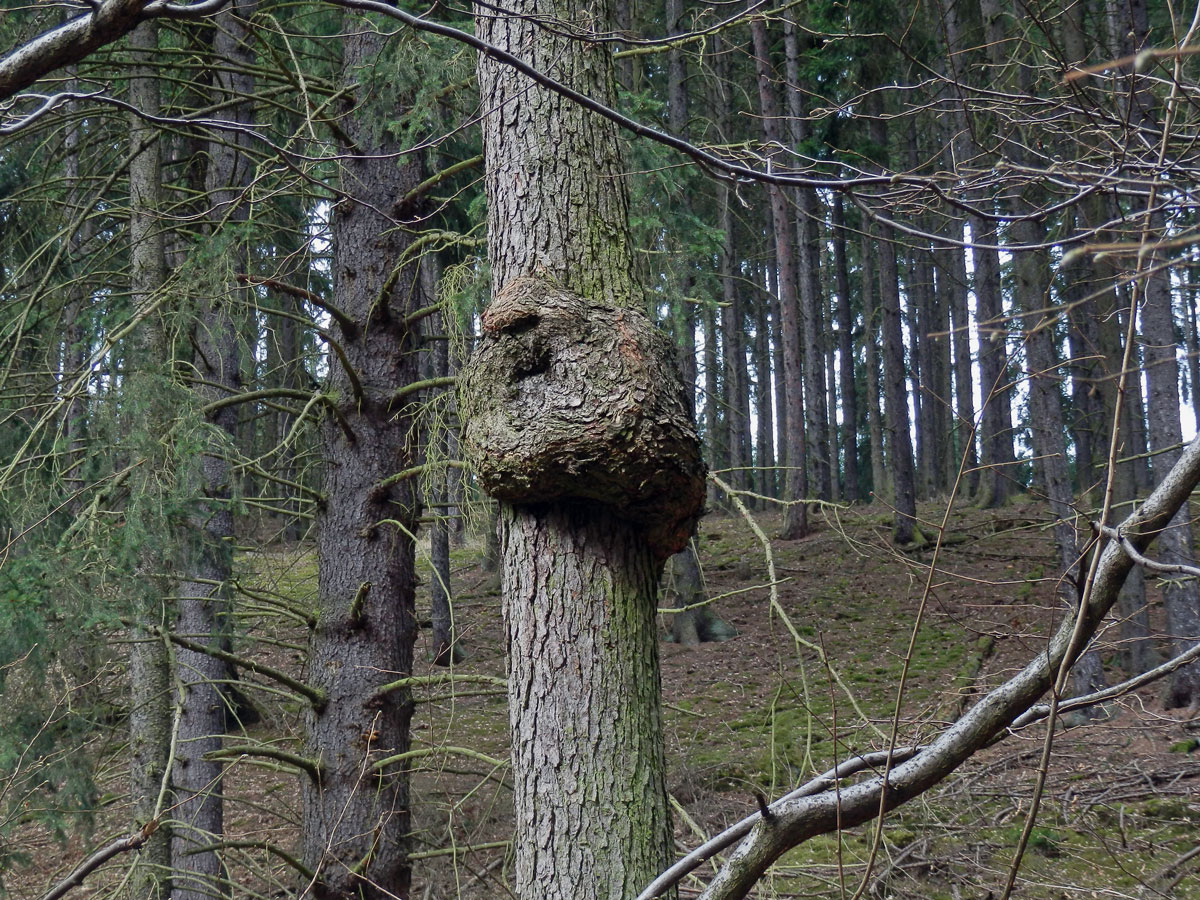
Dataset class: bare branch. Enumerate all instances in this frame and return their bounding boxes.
[688,435,1200,899]
[40,824,156,900]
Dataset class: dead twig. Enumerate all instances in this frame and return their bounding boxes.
[40,822,157,900]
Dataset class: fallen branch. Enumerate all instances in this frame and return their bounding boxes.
[40,822,157,900]
[648,435,1200,900]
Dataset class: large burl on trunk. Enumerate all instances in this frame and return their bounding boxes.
[461,275,705,558]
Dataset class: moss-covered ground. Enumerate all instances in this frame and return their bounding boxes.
[8,498,1200,899]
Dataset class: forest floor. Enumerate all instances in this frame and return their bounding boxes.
[8,497,1200,899]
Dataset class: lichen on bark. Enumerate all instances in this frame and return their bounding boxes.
[460,275,705,559]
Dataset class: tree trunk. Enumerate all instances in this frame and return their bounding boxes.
[873,212,918,543]
[754,276,776,504]
[172,4,260,892]
[752,15,808,538]
[300,21,422,898]
[783,17,833,503]
[712,38,751,499]
[470,2,697,896]
[1114,0,1200,706]
[832,195,859,502]
[860,228,887,503]
[126,22,172,900]
[1012,215,1105,698]
[938,222,977,496]
[972,219,1015,508]
[423,254,463,667]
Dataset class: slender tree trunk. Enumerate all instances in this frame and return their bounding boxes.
[703,301,721,503]
[926,241,953,493]
[1143,255,1200,706]
[1186,257,1200,429]
[172,4,260,892]
[940,0,1014,508]
[783,17,833,503]
[127,21,172,900]
[754,277,775,504]
[300,20,422,898]
[832,195,859,502]
[909,241,936,496]
[752,15,808,537]
[824,290,840,502]
[1114,0,1200,703]
[1063,249,1103,500]
[871,204,918,542]
[769,266,792,503]
[860,228,887,503]
[939,222,977,496]
[972,220,1015,508]
[423,254,462,667]
[1012,215,1105,697]
[712,37,750,498]
[61,69,93,506]
[472,2,692,895]
[1086,207,1155,673]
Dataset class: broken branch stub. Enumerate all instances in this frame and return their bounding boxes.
[460,276,705,558]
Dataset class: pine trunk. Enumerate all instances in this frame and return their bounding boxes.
[752,16,808,537]
[876,218,918,543]
[832,195,859,502]
[300,22,422,898]
[470,2,693,896]
[860,228,887,503]
[127,22,172,900]
[172,4,260,891]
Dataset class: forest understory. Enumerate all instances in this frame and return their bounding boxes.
[6,499,1199,900]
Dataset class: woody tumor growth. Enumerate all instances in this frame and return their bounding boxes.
[459,275,705,559]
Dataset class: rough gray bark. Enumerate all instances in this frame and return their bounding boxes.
[126,21,171,900]
[299,20,422,899]
[751,15,808,538]
[874,213,918,543]
[422,257,462,667]
[500,503,674,898]
[468,2,698,897]
[860,228,887,503]
[783,17,833,503]
[832,195,859,502]
[939,223,977,496]
[939,0,1013,508]
[754,280,776,504]
[172,3,260,893]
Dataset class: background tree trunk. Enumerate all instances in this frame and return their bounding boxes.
[126,21,171,900]
[171,4,261,892]
[300,19,422,898]
[751,15,808,538]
